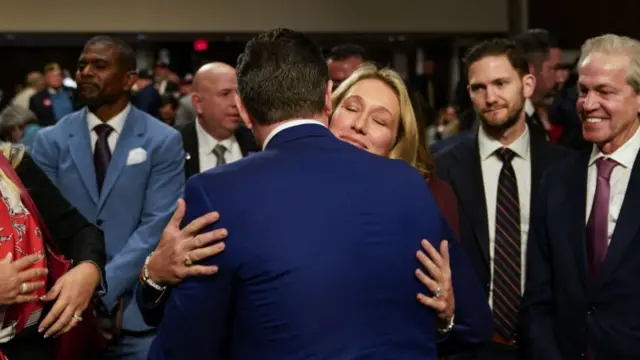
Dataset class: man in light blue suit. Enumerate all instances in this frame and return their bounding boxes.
[30,36,184,360]
[149,28,491,360]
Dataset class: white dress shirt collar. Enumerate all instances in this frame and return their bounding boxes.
[86,103,131,134]
[195,118,238,154]
[478,124,531,161]
[525,99,535,117]
[588,125,640,169]
[262,119,326,150]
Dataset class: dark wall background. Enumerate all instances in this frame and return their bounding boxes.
[529,0,640,48]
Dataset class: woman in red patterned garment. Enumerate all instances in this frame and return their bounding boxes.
[0,144,105,360]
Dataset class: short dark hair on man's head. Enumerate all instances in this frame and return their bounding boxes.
[84,35,137,73]
[328,44,368,61]
[236,28,329,126]
[463,38,530,78]
[511,29,559,70]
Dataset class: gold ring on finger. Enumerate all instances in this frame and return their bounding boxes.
[435,286,443,298]
[72,313,83,322]
[183,253,193,267]
[19,282,28,294]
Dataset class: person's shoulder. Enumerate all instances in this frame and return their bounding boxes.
[542,147,588,184]
[135,107,180,138]
[548,142,575,159]
[39,109,84,136]
[435,133,475,166]
[175,121,195,137]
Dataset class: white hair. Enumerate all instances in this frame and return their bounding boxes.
[579,34,640,93]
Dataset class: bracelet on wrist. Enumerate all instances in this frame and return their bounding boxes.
[142,252,166,292]
[437,314,455,334]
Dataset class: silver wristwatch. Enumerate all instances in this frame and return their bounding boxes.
[142,252,166,292]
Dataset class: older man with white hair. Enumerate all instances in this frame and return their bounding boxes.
[522,33,640,360]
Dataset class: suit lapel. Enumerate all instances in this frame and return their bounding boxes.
[597,152,640,286]
[68,109,99,204]
[183,123,200,179]
[567,151,590,289]
[97,108,145,211]
[450,136,491,268]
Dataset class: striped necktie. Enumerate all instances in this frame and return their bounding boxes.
[493,147,521,343]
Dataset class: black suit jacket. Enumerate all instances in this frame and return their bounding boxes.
[179,122,259,180]
[522,148,640,360]
[16,151,106,280]
[28,87,77,127]
[132,85,162,120]
[435,129,571,356]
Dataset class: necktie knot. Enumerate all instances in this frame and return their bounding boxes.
[212,144,227,166]
[212,144,227,157]
[94,124,113,139]
[497,147,516,163]
[596,157,619,181]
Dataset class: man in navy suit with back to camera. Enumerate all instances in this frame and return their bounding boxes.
[148,28,491,360]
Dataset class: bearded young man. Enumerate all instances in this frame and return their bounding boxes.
[435,38,571,360]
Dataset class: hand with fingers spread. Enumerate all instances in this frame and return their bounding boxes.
[0,252,47,305]
[147,198,227,286]
[415,239,455,329]
[38,262,101,339]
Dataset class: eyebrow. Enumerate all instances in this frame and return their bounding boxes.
[469,77,510,87]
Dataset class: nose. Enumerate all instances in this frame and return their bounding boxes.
[485,86,499,105]
[582,91,600,112]
[351,113,367,134]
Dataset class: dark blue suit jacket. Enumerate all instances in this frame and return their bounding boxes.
[522,148,640,359]
[148,123,491,360]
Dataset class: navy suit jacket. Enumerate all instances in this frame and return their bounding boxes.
[522,148,640,359]
[148,123,491,360]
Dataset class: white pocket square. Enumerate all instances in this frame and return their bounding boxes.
[126,148,147,165]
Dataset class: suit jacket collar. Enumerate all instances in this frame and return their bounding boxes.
[264,122,330,150]
[182,123,200,180]
[182,123,259,179]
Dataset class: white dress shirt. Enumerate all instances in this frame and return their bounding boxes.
[585,126,640,243]
[262,119,326,150]
[478,125,532,308]
[87,103,131,153]
[195,119,243,172]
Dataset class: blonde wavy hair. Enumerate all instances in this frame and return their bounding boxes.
[331,62,435,179]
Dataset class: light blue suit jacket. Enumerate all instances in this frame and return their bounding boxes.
[31,106,185,331]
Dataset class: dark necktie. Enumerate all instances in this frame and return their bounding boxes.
[493,147,521,343]
[586,157,618,281]
[94,124,114,193]
[212,144,227,166]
